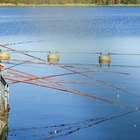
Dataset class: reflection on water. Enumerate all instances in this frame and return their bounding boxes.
[3,49,140,140]
[8,109,139,140]
[0,6,140,140]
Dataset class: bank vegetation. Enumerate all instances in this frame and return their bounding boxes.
[0,0,140,6]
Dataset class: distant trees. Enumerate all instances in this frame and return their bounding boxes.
[0,0,139,5]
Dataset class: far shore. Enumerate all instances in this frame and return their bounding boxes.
[0,3,140,7]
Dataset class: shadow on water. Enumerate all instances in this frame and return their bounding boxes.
[8,109,139,140]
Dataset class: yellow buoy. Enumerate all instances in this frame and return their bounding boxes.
[0,52,10,60]
[47,52,60,64]
[99,53,111,66]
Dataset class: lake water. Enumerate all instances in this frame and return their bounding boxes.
[0,6,140,140]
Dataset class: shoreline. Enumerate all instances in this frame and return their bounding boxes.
[0,3,140,7]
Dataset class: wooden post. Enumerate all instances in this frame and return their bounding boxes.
[4,85,9,113]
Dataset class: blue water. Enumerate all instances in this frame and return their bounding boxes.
[0,6,140,37]
[0,6,140,140]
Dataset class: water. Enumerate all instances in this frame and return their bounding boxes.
[0,6,140,140]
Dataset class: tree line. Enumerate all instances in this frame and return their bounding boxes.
[0,0,140,5]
